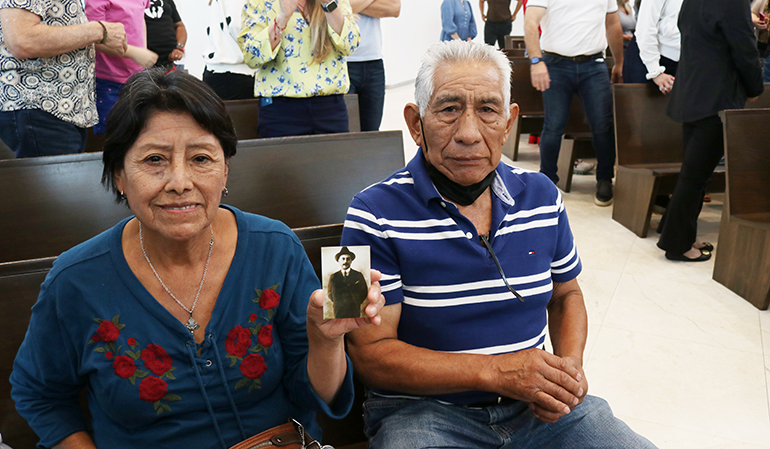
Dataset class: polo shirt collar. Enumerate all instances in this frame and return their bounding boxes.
[407,147,524,208]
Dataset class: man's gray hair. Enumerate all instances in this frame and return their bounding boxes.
[414,40,512,118]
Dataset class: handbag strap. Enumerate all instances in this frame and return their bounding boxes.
[228,419,327,449]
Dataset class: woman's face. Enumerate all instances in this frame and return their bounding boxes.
[115,111,228,243]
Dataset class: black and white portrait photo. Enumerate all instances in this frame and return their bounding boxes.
[322,246,370,319]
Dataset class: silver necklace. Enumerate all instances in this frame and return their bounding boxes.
[139,222,214,335]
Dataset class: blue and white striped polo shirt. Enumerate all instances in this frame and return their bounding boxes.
[341,149,582,405]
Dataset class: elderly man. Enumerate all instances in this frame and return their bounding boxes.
[524,0,624,206]
[0,0,126,158]
[341,41,656,448]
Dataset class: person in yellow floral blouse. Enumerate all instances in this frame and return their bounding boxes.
[238,0,359,137]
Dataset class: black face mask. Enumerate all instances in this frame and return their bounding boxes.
[420,120,497,207]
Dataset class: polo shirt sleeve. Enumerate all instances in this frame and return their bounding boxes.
[550,189,582,283]
[525,0,548,9]
[341,194,405,306]
[606,0,618,13]
[0,0,51,17]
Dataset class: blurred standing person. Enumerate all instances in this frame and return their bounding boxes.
[238,0,360,138]
[480,0,513,49]
[144,0,186,69]
[632,0,681,89]
[616,0,635,48]
[203,0,257,100]
[751,0,770,81]
[658,0,763,261]
[441,0,477,41]
[347,0,400,131]
[0,0,126,157]
[524,0,625,206]
[86,0,158,134]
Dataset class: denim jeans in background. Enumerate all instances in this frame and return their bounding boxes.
[539,55,616,183]
[0,109,87,158]
[347,59,386,132]
[363,393,658,449]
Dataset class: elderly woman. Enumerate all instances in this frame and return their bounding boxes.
[238,0,359,138]
[440,0,477,42]
[10,69,383,449]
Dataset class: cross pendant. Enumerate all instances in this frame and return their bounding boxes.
[185,315,200,334]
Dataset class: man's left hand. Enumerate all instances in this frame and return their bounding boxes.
[168,48,184,62]
[529,355,588,423]
[610,64,623,84]
[307,269,386,340]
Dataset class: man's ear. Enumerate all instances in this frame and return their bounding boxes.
[502,103,519,145]
[404,103,424,147]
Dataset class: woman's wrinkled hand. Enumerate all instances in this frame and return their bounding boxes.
[307,269,386,340]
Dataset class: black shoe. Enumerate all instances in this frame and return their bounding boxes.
[694,242,714,252]
[665,249,712,262]
[595,180,613,206]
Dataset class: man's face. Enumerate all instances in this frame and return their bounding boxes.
[338,254,352,270]
[413,62,517,186]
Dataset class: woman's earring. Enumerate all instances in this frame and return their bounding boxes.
[120,191,126,200]
[222,187,229,197]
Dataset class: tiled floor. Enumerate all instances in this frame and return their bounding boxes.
[380,82,770,448]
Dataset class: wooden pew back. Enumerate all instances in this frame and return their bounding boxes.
[0,131,403,264]
[722,108,770,220]
[612,83,682,166]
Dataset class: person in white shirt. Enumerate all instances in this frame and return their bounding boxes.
[524,0,624,207]
[203,0,257,100]
[633,0,682,93]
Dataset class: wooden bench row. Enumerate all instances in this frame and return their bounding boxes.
[611,83,770,239]
[0,130,404,449]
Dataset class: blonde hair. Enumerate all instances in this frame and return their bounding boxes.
[306,0,334,64]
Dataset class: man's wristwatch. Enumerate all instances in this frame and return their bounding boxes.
[321,0,338,12]
[530,56,542,64]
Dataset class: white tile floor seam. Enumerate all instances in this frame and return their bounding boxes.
[379,81,770,448]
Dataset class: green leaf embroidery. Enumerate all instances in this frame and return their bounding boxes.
[95,347,106,353]
[235,378,251,390]
[88,339,95,345]
[163,394,182,402]
[267,309,274,321]
[270,283,279,291]
[117,324,126,330]
[111,315,120,326]
[126,350,141,360]
[164,372,176,380]
[134,369,149,379]
[154,401,161,411]
[248,381,262,392]
[106,342,116,353]
[94,318,103,323]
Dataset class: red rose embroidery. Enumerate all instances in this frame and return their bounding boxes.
[141,344,173,375]
[105,352,114,359]
[225,325,252,357]
[127,338,137,346]
[260,289,280,310]
[258,325,273,347]
[92,334,101,342]
[113,355,137,379]
[240,354,267,379]
[249,313,257,322]
[96,321,120,342]
[138,376,168,403]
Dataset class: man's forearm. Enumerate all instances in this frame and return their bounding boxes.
[0,9,102,59]
[605,13,624,66]
[547,281,588,364]
[357,0,400,18]
[175,23,187,47]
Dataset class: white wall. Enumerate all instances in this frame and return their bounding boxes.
[174,0,524,86]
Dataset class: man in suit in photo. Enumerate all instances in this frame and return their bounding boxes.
[328,247,369,318]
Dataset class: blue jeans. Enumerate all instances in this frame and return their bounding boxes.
[347,59,386,132]
[0,109,86,158]
[363,394,657,449]
[539,55,616,183]
[257,94,349,138]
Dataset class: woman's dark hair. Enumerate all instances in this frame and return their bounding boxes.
[101,68,238,202]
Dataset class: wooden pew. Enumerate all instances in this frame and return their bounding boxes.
[504,35,526,49]
[84,94,361,152]
[712,108,770,310]
[611,83,725,238]
[0,131,403,264]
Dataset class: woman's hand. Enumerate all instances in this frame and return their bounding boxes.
[127,46,158,68]
[279,0,303,24]
[752,12,768,30]
[307,269,386,341]
[653,72,675,95]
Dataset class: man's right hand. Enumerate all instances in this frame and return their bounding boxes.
[488,348,583,421]
[101,22,127,55]
[531,61,550,91]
